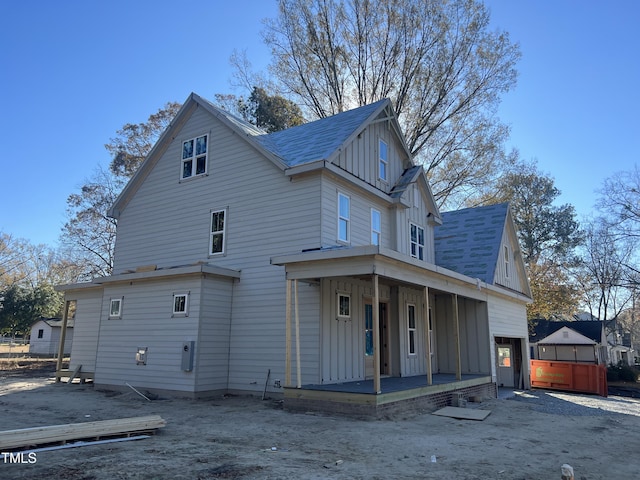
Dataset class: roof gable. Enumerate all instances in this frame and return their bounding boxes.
[110,93,411,218]
[434,203,509,283]
[530,319,604,344]
[537,326,597,345]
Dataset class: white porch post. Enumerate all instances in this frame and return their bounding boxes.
[285,279,292,387]
[424,286,432,385]
[373,273,381,394]
[55,300,71,382]
[294,279,301,388]
[452,293,462,381]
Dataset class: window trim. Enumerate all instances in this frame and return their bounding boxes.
[407,303,417,355]
[504,244,510,278]
[409,222,425,261]
[337,192,350,244]
[172,292,190,317]
[37,329,44,339]
[209,208,227,256]
[378,138,388,182]
[180,133,208,180]
[337,293,351,319]
[371,208,381,246]
[109,297,123,319]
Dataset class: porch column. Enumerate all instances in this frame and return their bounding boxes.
[373,273,381,394]
[285,279,292,387]
[423,286,432,385]
[55,300,71,382]
[294,279,301,388]
[452,294,462,381]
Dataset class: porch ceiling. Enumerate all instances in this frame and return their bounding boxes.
[271,246,529,304]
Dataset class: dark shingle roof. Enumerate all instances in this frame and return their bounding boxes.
[434,203,509,283]
[255,99,388,166]
[530,319,604,343]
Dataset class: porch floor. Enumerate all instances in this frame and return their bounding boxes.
[300,373,488,395]
[284,374,496,417]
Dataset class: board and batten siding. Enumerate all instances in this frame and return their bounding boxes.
[398,287,428,377]
[67,288,102,373]
[395,184,436,263]
[331,114,409,194]
[320,277,392,383]
[493,229,525,293]
[433,294,491,375]
[94,277,202,392]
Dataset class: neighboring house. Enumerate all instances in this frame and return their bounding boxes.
[57,93,532,415]
[29,317,74,356]
[606,318,635,366]
[529,320,608,365]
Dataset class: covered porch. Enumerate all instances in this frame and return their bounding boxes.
[272,246,497,415]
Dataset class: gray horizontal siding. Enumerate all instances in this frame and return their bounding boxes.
[68,289,102,373]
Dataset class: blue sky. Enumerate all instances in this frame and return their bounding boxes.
[1,1,638,247]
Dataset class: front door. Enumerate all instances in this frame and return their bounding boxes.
[497,344,514,387]
[365,302,388,379]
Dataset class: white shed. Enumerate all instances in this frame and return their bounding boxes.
[29,318,74,356]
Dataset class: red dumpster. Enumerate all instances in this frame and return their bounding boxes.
[530,360,607,397]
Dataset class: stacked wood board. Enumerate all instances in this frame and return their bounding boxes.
[0,415,166,451]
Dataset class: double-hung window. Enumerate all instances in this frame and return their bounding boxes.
[210,209,226,255]
[371,208,381,246]
[338,192,350,243]
[181,134,208,179]
[407,304,416,355]
[378,139,388,182]
[410,223,425,260]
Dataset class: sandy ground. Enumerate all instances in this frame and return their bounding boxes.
[1,360,640,480]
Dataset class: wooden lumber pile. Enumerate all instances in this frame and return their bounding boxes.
[0,415,166,451]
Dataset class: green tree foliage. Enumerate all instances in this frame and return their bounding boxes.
[0,283,62,335]
[485,161,581,319]
[215,87,305,133]
[262,0,521,206]
[107,101,182,178]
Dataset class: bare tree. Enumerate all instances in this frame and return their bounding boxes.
[262,0,520,207]
[575,217,635,325]
[61,167,125,279]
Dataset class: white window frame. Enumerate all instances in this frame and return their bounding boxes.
[172,292,190,317]
[504,244,510,278]
[378,139,388,182]
[181,134,208,180]
[337,192,350,244]
[337,293,351,319]
[209,208,227,256]
[407,304,417,355]
[371,208,381,246]
[109,297,123,319]
[410,222,425,261]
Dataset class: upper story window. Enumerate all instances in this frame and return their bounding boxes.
[371,208,381,246]
[410,222,425,261]
[338,192,350,243]
[504,244,510,278]
[181,134,208,179]
[210,209,226,255]
[378,139,388,182]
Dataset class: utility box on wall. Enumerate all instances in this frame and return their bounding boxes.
[181,341,195,371]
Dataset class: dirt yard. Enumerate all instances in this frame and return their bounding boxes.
[1,359,640,480]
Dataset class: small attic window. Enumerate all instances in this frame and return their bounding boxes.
[378,139,388,182]
[181,134,208,179]
[504,245,510,278]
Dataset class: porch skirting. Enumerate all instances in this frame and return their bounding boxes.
[283,375,496,418]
